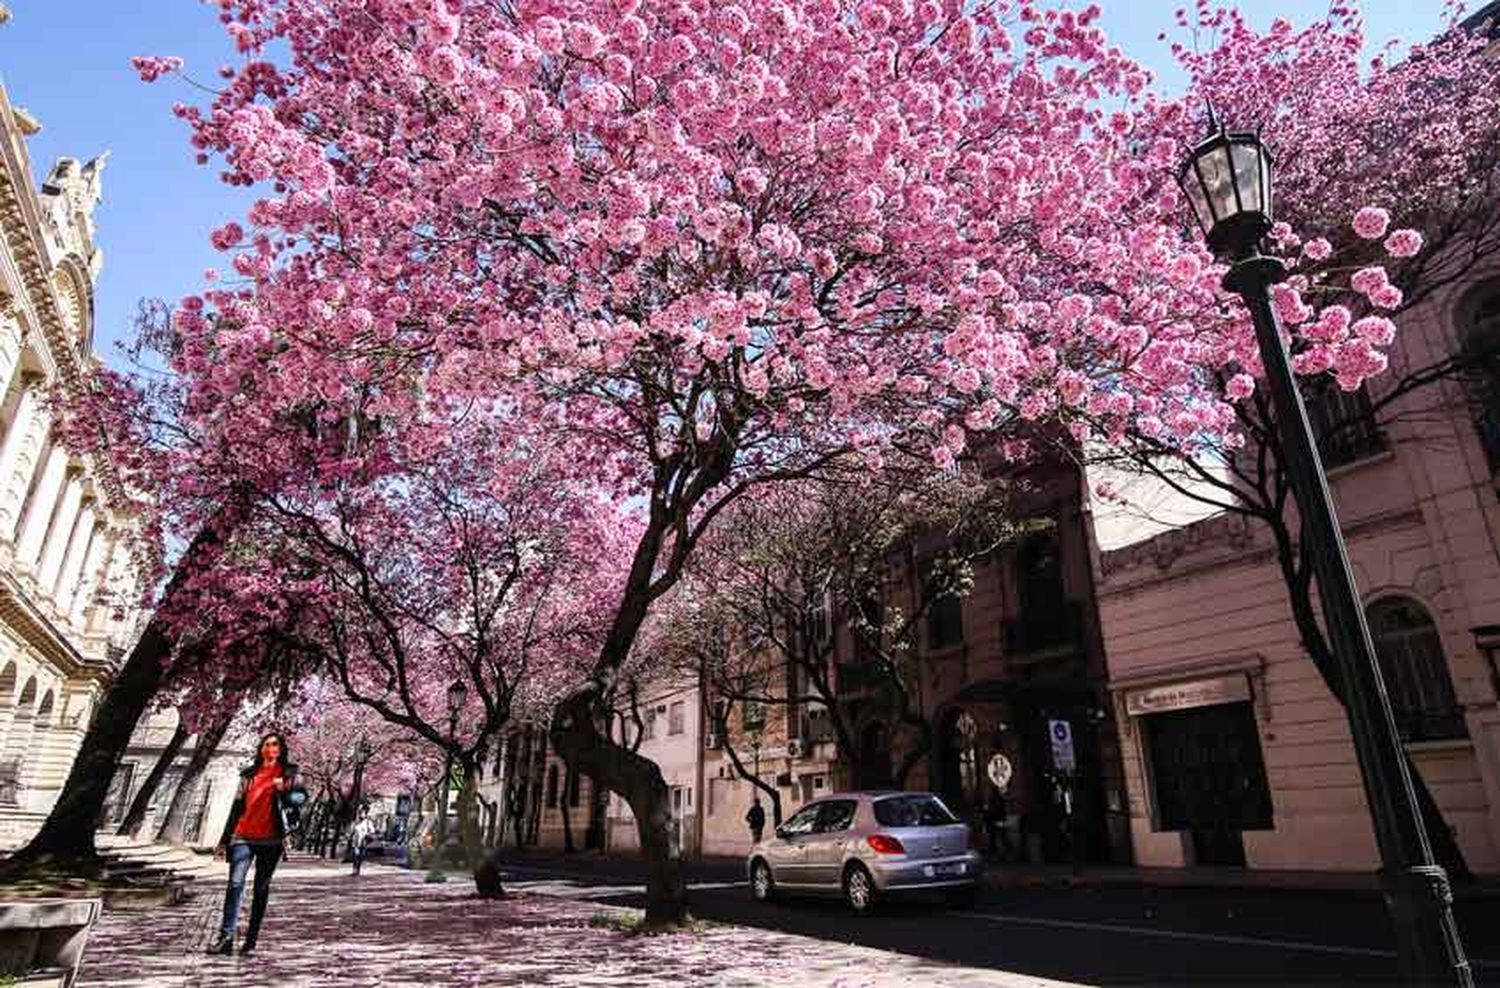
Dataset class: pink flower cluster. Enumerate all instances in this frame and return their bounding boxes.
[131,55,183,82]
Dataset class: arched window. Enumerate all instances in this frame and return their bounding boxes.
[34,690,54,726]
[1366,597,1467,742]
[1460,283,1500,470]
[1303,380,1384,468]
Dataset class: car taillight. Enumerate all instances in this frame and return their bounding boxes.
[866,834,905,855]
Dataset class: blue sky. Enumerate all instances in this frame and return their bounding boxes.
[0,1,1453,367]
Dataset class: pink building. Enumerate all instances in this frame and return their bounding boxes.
[1089,266,1500,874]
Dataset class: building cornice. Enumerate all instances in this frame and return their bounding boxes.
[0,570,111,679]
[0,86,145,569]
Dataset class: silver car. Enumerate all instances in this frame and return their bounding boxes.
[746,791,981,914]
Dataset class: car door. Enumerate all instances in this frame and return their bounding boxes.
[768,802,821,886]
[806,799,859,888]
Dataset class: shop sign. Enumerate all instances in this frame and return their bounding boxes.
[1048,719,1075,773]
[987,753,1013,792]
[1125,675,1250,716]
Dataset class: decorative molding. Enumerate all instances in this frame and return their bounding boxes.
[1108,653,1271,736]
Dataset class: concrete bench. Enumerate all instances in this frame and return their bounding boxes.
[0,899,101,988]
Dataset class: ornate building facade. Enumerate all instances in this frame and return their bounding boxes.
[1088,263,1500,875]
[0,79,150,845]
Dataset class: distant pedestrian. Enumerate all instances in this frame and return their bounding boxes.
[350,807,376,876]
[745,798,766,844]
[207,731,307,957]
[983,789,1012,860]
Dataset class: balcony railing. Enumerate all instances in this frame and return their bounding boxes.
[1002,599,1081,655]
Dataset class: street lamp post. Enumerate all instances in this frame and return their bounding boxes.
[437,679,468,862]
[346,735,372,858]
[1178,117,1471,986]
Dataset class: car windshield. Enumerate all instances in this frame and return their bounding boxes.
[872,795,959,828]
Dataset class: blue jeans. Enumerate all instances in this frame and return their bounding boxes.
[220,841,282,942]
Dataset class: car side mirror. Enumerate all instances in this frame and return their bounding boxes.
[774,825,788,840]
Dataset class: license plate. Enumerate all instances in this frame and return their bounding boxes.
[925,862,965,878]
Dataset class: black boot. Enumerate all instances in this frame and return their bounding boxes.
[206,934,234,956]
[239,938,257,957]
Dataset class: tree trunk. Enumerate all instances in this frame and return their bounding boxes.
[893,719,934,791]
[0,617,175,876]
[552,691,687,926]
[157,714,232,845]
[721,733,782,825]
[559,767,577,854]
[116,721,189,838]
[525,735,545,847]
[457,761,505,898]
[0,524,230,877]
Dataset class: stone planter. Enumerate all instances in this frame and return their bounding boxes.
[0,899,101,988]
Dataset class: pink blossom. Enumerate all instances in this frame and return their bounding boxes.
[210,221,244,250]
[1225,373,1255,401]
[131,55,183,83]
[533,17,565,55]
[1350,266,1389,296]
[1384,229,1423,258]
[1302,238,1333,261]
[1352,206,1391,240]
[1370,284,1404,310]
[1351,316,1397,346]
[567,22,606,58]
[735,167,769,197]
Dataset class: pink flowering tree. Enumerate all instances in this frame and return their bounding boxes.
[287,686,433,855]
[185,409,631,894]
[0,316,311,874]
[655,457,1018,822]
[1081,5,1500,879]
[139,0,1456,918]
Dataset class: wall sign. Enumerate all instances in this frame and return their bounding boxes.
[1048,719,1076,773]
[1125,674,1251,716]
[987,753,1013,792]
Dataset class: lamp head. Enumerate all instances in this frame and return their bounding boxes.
[1177,111,1274,261]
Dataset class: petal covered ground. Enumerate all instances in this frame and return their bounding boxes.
[77,858,1087,987]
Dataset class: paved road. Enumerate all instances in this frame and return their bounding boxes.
[497,854,1500,986]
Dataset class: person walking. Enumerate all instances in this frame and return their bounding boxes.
[208,731,306,957]
[984,788,1012,861]
[350,806,376,876]
[745,798,766,844]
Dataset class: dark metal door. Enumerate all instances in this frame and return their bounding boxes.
[1145,701,1272,865]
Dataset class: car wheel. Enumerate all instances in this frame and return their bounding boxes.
[844,863,878,916]
[750,859,776,903]
[946,885,979,909]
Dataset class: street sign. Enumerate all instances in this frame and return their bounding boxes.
[1048,719,1076,773]
[987,753,1013,792]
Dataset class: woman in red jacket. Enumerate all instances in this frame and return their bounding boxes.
[207,731,305,956]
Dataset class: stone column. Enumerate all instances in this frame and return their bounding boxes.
[1,681,36,803]
[0,310,24,401]
[53,505,96,611]
[14,447,69,566]
[69,527,112,628]
[92,543,133,637]
[19,684,94,818]
[0,387,46,539]
[35,474,84,591]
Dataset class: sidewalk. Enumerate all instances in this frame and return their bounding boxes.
[77,857,1086,987]
[499,847,1500,899]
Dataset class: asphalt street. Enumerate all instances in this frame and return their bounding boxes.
[494,853,1500,986]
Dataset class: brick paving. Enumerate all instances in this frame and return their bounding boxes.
[77,857,1087,987]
